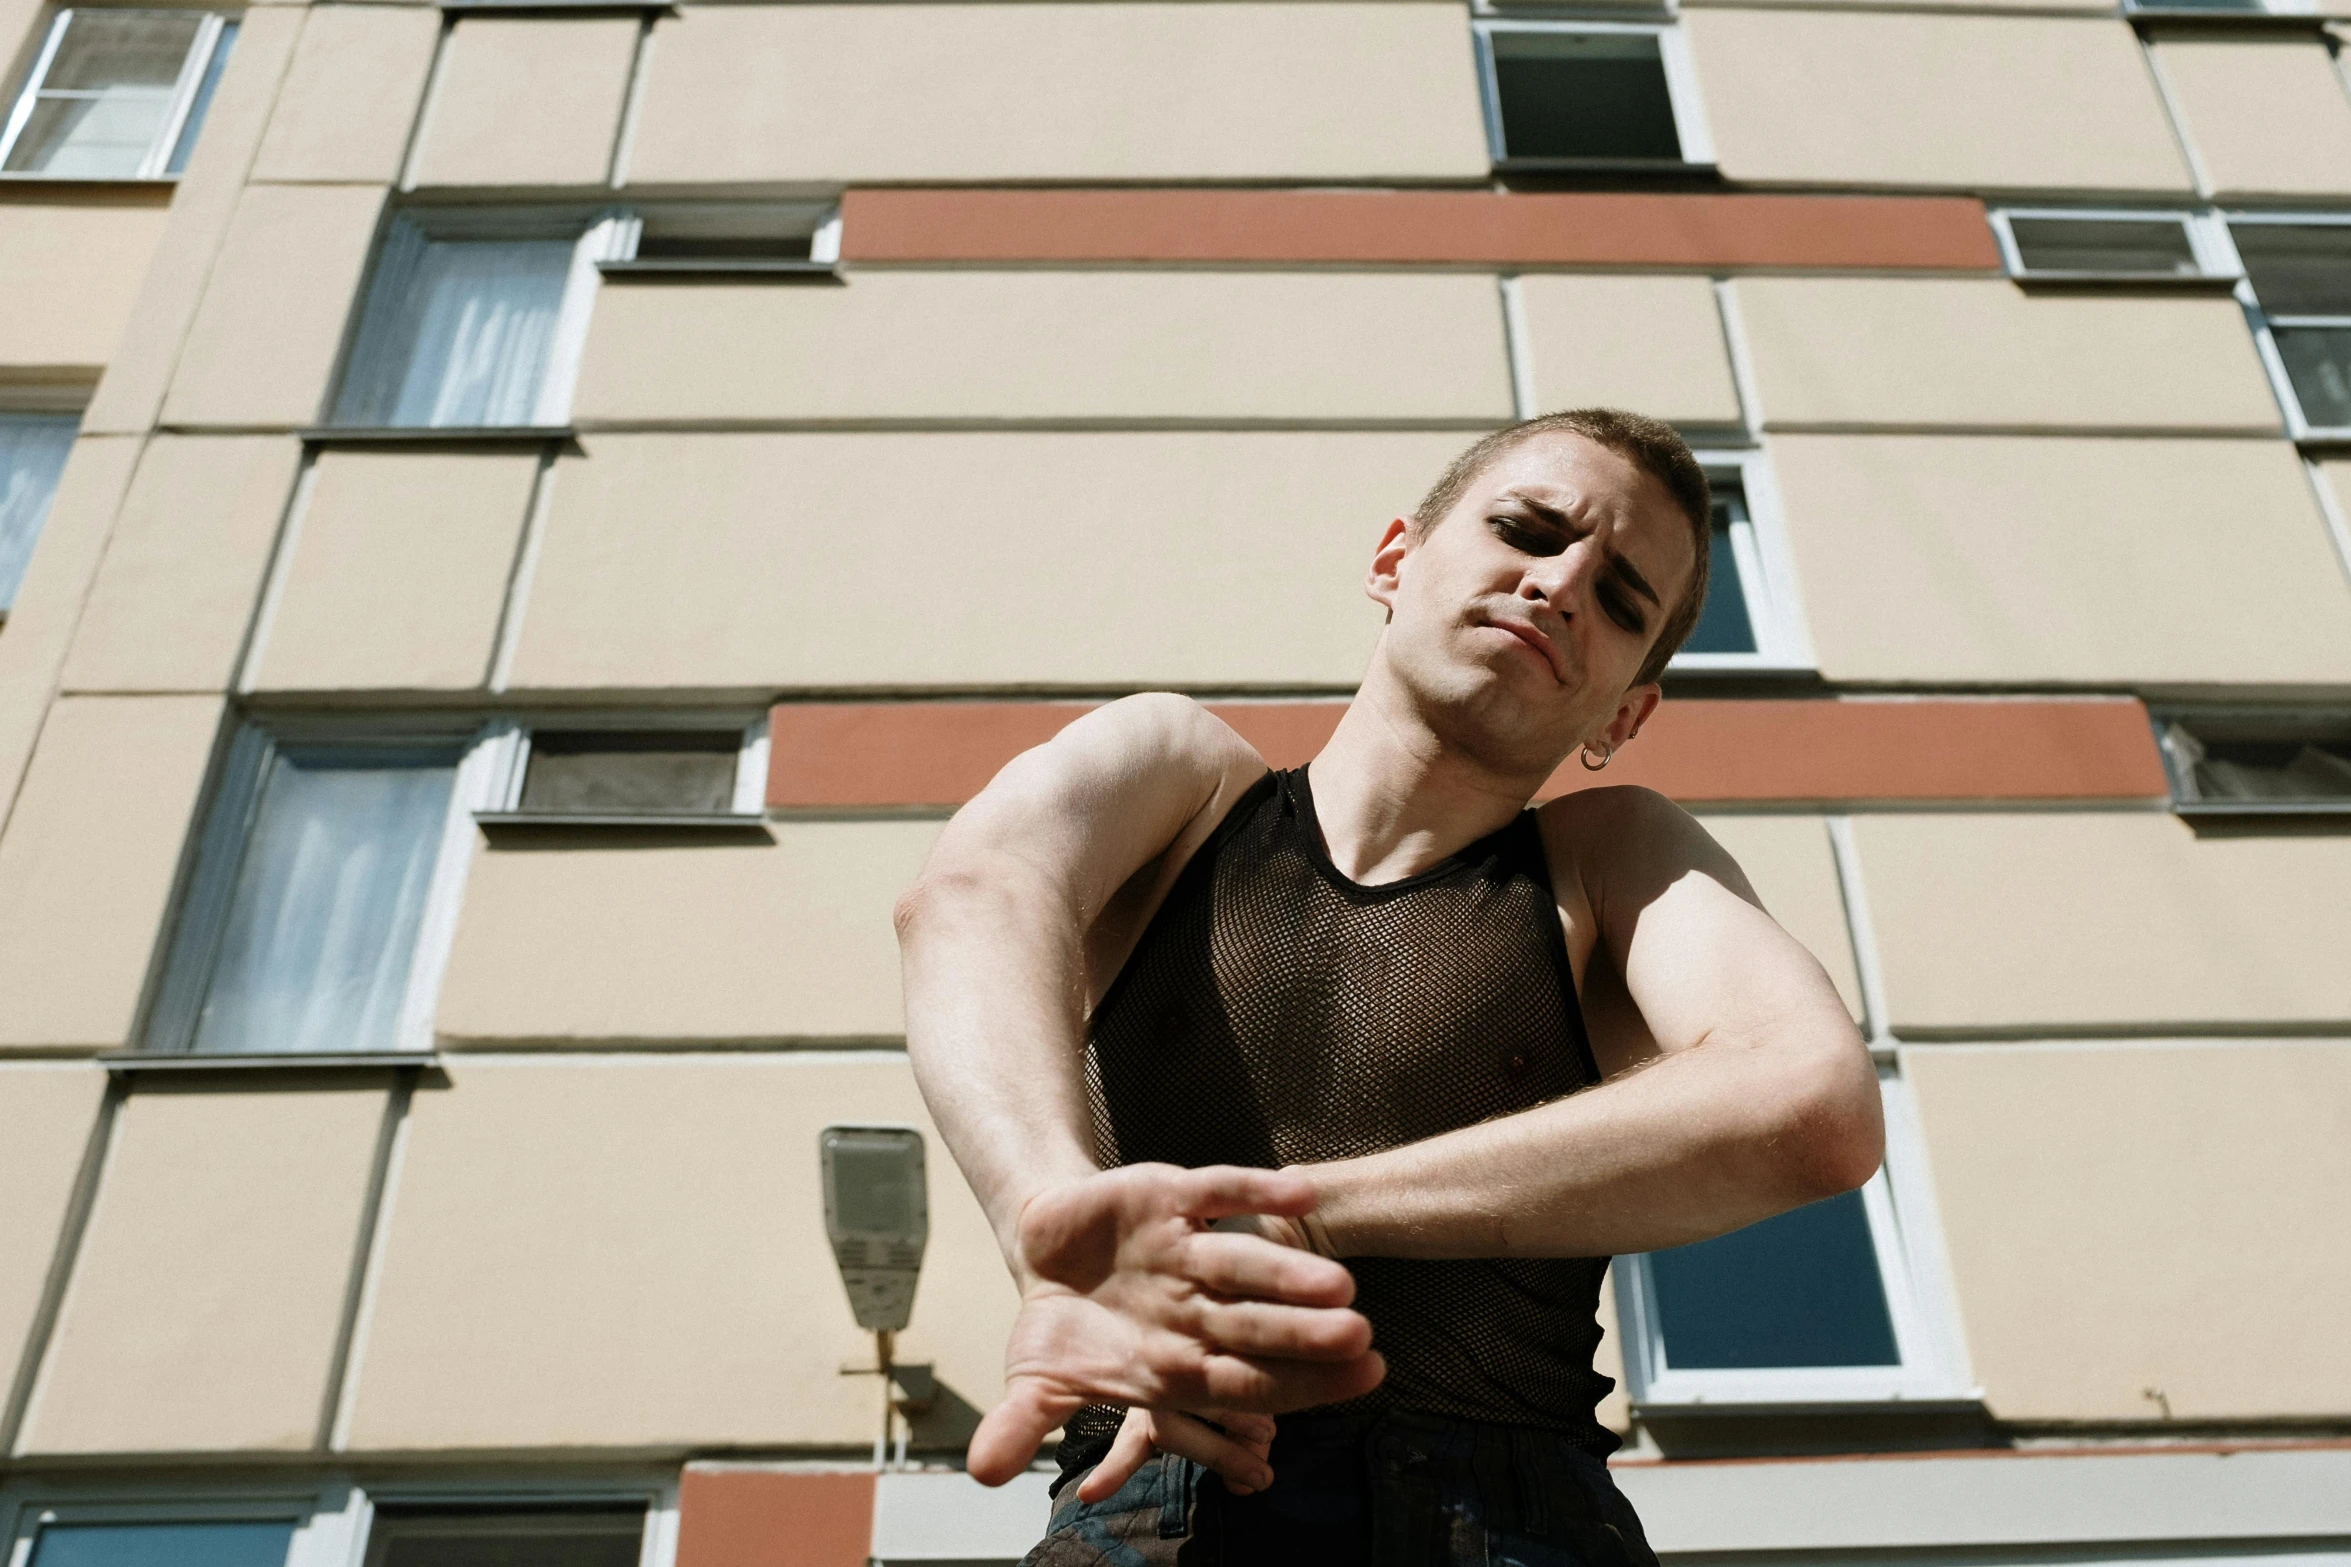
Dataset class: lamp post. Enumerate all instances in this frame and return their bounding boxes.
[820,1124,930,1468]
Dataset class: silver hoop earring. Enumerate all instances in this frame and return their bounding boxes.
[1579,743,1613,772]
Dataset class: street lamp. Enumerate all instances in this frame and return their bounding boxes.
[820,1124,930,1466]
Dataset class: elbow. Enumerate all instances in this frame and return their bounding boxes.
[1776,1043,1885,1202]
[893,862,989,945]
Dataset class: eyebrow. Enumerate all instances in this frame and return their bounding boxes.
[1506,494,1664,608]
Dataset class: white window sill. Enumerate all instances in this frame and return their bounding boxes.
[2173,799,2351,821]
[598,259,841,282]
[475,810,769,831]
[1493,157,1719,179]
[99,1051,439,1073]
[301,425,574,446]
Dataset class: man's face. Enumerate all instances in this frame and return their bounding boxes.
[1367,433,1697,776]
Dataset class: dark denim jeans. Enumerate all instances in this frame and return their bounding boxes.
[1026,1409,1660,1567]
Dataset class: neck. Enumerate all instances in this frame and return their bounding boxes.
[1304,666,1558,885]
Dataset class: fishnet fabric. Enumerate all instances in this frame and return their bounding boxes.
[1066,770,1618,1464]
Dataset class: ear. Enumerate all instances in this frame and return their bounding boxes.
[1366,518,1413,612]
[1598,683,1662,753]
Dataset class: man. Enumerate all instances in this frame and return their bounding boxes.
[896,410,1883,1563]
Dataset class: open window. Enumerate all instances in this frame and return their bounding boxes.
[139,720,510,1059]
[360,1505,646,1567]
[2155,708,2351,819]
[2227,216,2351,438]
[601,201,842,278]
[0,6,237,179]
[332,209,627,432]
[1668,453,1813,675]
[1990,208,2235,285]
[476,716,768,828]
[1614,1066,1974,1410]
[1475,21,1712,172]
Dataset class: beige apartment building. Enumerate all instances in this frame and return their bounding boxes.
[0,0,2348,1559]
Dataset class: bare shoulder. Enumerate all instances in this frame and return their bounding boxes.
[1078,692,1266,774]
[1534,785,1754,909]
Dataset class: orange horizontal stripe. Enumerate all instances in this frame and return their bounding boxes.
[675,1469,873,1567]
[838,188,2001,271]
[766,698,2169,810]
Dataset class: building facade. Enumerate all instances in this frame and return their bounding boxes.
[0,0,2347,1560]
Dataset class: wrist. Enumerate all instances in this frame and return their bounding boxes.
[1279,1162,1349,1258]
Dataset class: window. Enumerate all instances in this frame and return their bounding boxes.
[1614,1068,1975,1408]
[0,8,237,179]
[2156,709,2351,816]
[480,720,767,826]
[2229,217,2351,436]
[142,722,508,1057]
[24,1520,295,1567]
[1668,457,1812,674]
[0,411,77,615]
[1476,22,1711,170]
[1990,208,2233,283]
[333,210,625,431]
[361,1506,644,1567]
[604,201,842,276]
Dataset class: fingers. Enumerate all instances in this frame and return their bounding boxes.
[1172,1165,1320,1222]
[1197,1349,1388,1414]
[965,1381,1077,1487]
[1147,1411,1278,1496]
[1184,1231,1355,1307]
[1075,1409,1161,1504]
[1193,1297,1374,1361]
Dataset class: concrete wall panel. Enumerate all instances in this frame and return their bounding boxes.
[252,449,538,693]
[342,1057,1016,1450]
[413,17,637,188]
[1688,11,2192,193]
[159,184,386,430]
[574,272,1512,425]
[1910,1041,2351,1421]
[0,202,169,371]
[0,1064,105,1396]
[0,696,223,1053]
[60,437,302,694]
[626,3,1488,185]
[510,432,1460,692]
[436,820,936,1046]
[1769,435,2351,686]
[19,1079,389,1453]
[1856,812,2351,1033]
[1518,275,1741,430]
[82,6,305,434]
[251,4,442,184]
[1735,278,2277,433]
[0,437,141,815]
[2155,36,2351,201]
[1695,813,1861,1020]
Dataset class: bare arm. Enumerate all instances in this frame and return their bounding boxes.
[1304,786,1883,1259]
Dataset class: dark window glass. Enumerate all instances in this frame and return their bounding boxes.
[1647,1190,1901,1369]
[633,204,824,263]
[2231,222,2351,315]
[2271,326,2351,428]
[29,1520,295,1567]
[362,1508,644,1567]
[1492,32,1681,162]
[2163,720,2351,804]
[519,730,739,814]
[2130,0,2264,11]
[2008,216,2199,277]
[1681,498,1756,656]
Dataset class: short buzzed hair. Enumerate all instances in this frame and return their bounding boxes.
[1410,409,1712,687]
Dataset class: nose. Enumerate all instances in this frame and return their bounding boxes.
[1520,536,1601,617]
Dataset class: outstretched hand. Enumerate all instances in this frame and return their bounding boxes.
[966,1163,1383,1487]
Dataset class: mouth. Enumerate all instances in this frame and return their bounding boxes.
[1482,617,1566,685]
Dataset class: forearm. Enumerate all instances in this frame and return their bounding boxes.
[1307,1027,1882,1260]
[898,865,1101,1273]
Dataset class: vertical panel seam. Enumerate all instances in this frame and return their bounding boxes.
[232,445,322,696]
[1825,814,1894,1051]
[1498,274,1534,421]
[2137,34,2215,200]
[1711,277,1766,439]
[2298,452,2351,597]
[608,12,657,190]
[397,13,457,194]
[315,1069,414,1452]
[487,445,559,694]
[326,1070,419,1453]
[0,1073,127,1462]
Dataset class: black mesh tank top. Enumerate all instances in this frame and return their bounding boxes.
[1063,767,1619,1469]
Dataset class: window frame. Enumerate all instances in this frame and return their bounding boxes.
[1669,448,1815,675]
[0,6,235,182]
[475,712,771,828]
[2216,210,2351,442]
[1988,205,2239,286]
[1613,1064,1977,1411]
[0,403,83,620]
[332,206,631,434]
[2150,705,2351,820]
[2121,0,2313,19]
[1472,17,1715,173]
[0,1479,678,1567]
[599,200,844,278]
[136,717,516,1060]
